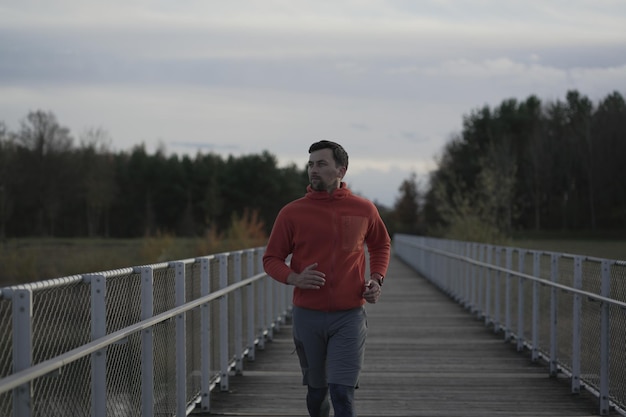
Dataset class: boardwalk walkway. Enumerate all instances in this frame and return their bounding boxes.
[198,255,611,417]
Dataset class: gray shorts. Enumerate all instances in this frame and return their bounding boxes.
[292,306,368,388]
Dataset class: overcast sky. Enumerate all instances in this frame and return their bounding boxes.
[1,1,625,206]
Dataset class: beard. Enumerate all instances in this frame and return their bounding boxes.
[310,176,340,192]
[310,177,327,191]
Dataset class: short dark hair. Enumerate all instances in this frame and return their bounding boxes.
[308,140,349,169]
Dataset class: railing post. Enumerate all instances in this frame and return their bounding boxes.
[441,240,448,297]
[266,273,274,342]
[140,267,154,417]
[88,274,107,417]
[531,251,540,362]
[504,248,512,342]
[459,240,465,300]
[173,262,187,417]
[246,250,256,362]
[199,257,212,413]
[12,288,32,417]
[599,260,611,415]
[256,252,266,350]
[219,254,230,391]
[549,254,559,377]
[456,240,462,298]
[233,252,244,375]
[454,241,460,301]
[419,236,427,280]
[465,242,472,310]
[476,243,484,318]
[517,250,526,352]
[439,240,447,295]
[484,244,491,326]
[571,256,582,394]
[439,240,447,296]
[494,247,502,333]
[274,279,282,331]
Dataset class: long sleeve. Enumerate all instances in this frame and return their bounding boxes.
[263,208,294,284]
[366,208,391,277]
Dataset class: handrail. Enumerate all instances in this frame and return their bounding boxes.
[4,237,623,416]
[0,247,291,417]
[394,234,626,416]
[399,236,626,309]
[0,272,265,395]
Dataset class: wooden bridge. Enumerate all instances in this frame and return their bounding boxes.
[197,256,611,417]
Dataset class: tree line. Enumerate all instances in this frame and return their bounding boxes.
[421,89,626,240]
[0,111,312,238]
[2,88,624,241]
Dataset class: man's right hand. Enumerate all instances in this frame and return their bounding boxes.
[286,263,326,289]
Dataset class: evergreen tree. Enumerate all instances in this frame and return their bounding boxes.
[392,172,420,234]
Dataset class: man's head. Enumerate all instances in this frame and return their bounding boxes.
[308,140,349,170]
[307,140,348,193]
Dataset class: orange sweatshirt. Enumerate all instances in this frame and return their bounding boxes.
[263,183,391,311]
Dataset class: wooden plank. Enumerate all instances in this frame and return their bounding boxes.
[194,256,613,417]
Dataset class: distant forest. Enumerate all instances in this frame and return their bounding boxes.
[1,89,625,240]
[423,89,626,239]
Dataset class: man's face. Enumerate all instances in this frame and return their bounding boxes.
[308,148,346,192]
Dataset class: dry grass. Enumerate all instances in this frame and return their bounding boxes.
[0,209,270,287]
[0,238,169,286]
[511,238,626,261]
[0,235,252,287]
[3,232,624,288]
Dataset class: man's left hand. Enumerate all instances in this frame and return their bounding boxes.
[363,280,382,304]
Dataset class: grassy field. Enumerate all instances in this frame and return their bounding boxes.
[0,234,266,287]
[511,238,626,261]
[1,235,625,288]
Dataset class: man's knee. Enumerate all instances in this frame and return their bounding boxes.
[307,385,330,417]
[329,383,355,417]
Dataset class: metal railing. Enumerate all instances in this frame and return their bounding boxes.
[394,234,626,416]
[0,247,291,417]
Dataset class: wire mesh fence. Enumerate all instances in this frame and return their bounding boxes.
[0,247,290,417]
[6,236,623,416]
[394,234,626,417]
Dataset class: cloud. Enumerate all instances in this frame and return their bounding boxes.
[169,142,240,152]
[0,0,624,207]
